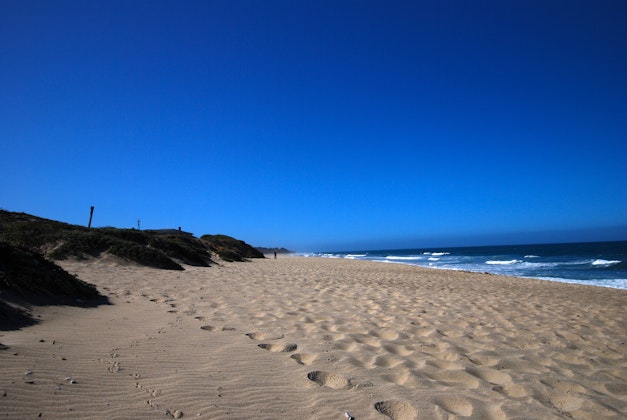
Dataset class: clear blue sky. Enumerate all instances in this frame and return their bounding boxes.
[1,1,626,251]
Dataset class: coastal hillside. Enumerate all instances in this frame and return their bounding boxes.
[256,247,292,255]
[0,210,263,329]
[201,234,264,261]
[0,210,263,268]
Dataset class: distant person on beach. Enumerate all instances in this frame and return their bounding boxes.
[274,250,277,259]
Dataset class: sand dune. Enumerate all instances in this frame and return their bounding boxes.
[1,256,625,419]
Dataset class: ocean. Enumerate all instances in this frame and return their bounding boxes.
[307,241,627,290]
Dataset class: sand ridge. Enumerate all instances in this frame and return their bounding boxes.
[1,256,625,419]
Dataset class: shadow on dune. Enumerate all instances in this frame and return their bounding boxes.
[0,242,110,331]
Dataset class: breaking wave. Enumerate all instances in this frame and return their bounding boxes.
[591,259,621,267]
[486,259,522,265]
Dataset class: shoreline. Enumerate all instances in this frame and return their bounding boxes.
[310,254,627,290]
[298,241,627,290]
[1,257,625,418]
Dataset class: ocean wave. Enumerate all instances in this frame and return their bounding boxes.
[307,242,626,290]
[386,256,423,261]
[534,276,627,290]
[520,259,620,269]
[485,259,522,265]
[591,259,621,267]
[520,261,565,268]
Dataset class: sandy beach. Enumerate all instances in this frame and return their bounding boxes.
[0,256,625,419]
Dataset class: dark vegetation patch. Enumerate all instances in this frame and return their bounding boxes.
[0,211,217,270]
[0,242,100,297]
[0,210,265,329]
[201,234,264,262]
[0,210,264,267]
[0,241,109,330]
[0,210,266,329]
[149,234,215,267]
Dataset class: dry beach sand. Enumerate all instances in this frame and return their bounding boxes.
[1,256,625,419]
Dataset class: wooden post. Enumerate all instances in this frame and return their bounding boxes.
[88,206,95,229]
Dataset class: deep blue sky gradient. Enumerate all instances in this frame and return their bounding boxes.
[1,1,626,251]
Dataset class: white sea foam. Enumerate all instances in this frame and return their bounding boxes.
[486,259,522,265]
[520,261,563,268]
[345,254,367,259]
[524,255,540,258]
[386,256,423,261]
[428,257,440,261]
[591,259,621,267]
[535,276,627,290]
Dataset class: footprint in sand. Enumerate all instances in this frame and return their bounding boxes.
[374,355,404,368]
[290,353,317,365]
[374,400,418,420]
[200,325,236,332]
[258,343,297,352]
[382,370,418,387]
[465,366,512,385]
[433,396,474,417]
[307,371,352,390]
[246,332,285,341]
[369,329,399,341]
[492,382,529,399]
[605,382,627,396]
[107,361,120,373]
[165,409,184,419]
[200,325,218,332]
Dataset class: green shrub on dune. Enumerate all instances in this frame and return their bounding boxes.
[0,209,264,330]
[49,230,113,259]
[149,235,213,266]
[0,210,262,268]
[0,212,84,252]
[201,234,264,262]
[0,241,100,298]
[0,241,108,330]
[98,227,151,245]
[108,242,184,270]
[0,211,190,269]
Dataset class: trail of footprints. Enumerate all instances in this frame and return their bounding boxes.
[140,288,605,419]
[141,291,420,419]
[142,287,417,417]
[245,328,412,420]
[98,344,185,419]
[180,295,483,419]
[242,321,587,420]
[96,292,202,419]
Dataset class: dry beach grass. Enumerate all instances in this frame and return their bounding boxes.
[1,256,625,419]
